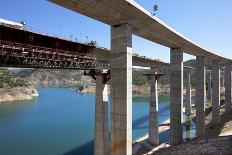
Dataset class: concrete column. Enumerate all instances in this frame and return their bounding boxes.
[170,48,183,145]
[195,56,206,137]
[148,67,159,146]
[212,60,221,125]
[207,73,212,102]
[185,72,192,115]
[225,63,232,113]
[110,24,132,155]
[221,72,225,88]
[95,71,109,155]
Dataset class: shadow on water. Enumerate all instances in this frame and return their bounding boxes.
[64,96,170,155]
[132,105,170,129]
[63,141,94,155]
[63,104,169,155]
[159,128,170,143]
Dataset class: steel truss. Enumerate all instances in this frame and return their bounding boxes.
[0,40,110,69]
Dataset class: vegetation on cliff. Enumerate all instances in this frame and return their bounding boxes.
[132,59,216,89]
[0,68,38,102]
[0,68,28,88]
[18,69,93,87]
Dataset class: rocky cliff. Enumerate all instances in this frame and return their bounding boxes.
[0,68,39,102]
[18,69,94,87]
[0,86,38,102]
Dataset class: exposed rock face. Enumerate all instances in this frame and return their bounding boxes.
[132,84,170,96]
[18,69,93,87]
[0,68,39,102]
[0,86,39,102]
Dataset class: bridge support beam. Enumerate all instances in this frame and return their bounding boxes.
[207,73,212,102]
[185,71,192,115]
[148,67,160,146]
[225,63,232,113]
[170,48,183,145]
[212,60,221,125]
[110,24,132,155]
[195,56,206,137]
[94,70,109,155]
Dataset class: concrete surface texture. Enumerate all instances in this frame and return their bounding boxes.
[169,48,183,145]
[94,71,109,155]
[148,67,159,146]
[195,56,206,137]
[110,24,133,155]
[185,72,192,115]
[212,60,221,125]
[225,63,232,113]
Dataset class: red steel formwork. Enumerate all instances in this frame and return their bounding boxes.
[0,25,108,69]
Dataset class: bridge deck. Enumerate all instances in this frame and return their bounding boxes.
[49,0,231,62]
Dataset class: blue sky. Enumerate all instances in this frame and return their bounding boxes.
[1,0,232,62]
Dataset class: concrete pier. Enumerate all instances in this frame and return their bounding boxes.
[185,72,192,115]
[148,67,159,146]
[170,48,183,145]
[110,24,133,155]
[225,63,232,113]
[221,72,225,88]
[207,73,212,101]
[212,60,221,125]
[195,56,206,137]
[95,71,109,155]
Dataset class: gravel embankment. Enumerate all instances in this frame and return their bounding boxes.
[152,108,232,155]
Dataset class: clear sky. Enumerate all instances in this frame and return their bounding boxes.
[1,0,232,62]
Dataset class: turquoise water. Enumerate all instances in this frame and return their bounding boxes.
[0,88,172,155]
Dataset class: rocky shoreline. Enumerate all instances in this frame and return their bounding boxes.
[0,86,39,102]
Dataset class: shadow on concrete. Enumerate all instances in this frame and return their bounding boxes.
[192,99,231,138]
[63,141,94,155]
[205,107,232,138]
[159,127,171,143]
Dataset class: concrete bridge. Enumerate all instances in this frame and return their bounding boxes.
[47,0,232,154]
[1,0,231,154]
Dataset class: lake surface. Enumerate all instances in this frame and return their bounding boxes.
[0,88,195,155]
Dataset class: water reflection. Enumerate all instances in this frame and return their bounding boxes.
[183,114,196,142]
